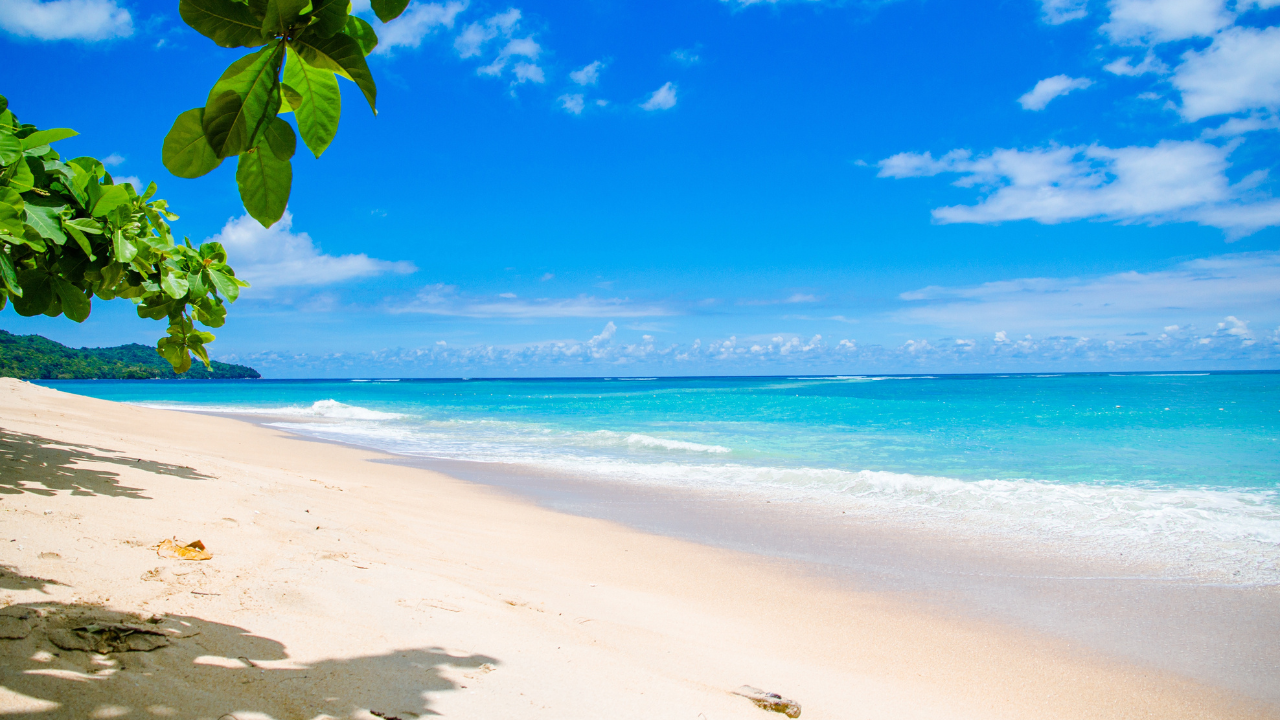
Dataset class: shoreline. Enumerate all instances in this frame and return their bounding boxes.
[2,378,1277,718]
[200,408,1280,702]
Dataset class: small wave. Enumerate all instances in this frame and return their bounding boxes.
[624,433,730,453]
[1035,374,1064,378]
[138,400,402,421]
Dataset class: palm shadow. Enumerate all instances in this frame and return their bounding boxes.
[0,565,65,593]
[0,602,498,719]
[0,429,214,498]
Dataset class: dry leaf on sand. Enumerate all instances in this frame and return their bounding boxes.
[157,538,212,561]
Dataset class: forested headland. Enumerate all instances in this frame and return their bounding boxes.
[0,329,259,380]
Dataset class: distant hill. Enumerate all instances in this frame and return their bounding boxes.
[0,329,261,380]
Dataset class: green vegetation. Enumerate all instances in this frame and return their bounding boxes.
[1,96,248,374]
[0,329,259,380]
[2,3,413,371]
[166,0,411,227]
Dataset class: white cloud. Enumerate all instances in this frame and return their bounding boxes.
[642,82,678,111]
[1040,0,1088,24]
[374,1,467,54]
[475,34,542,80]
[101,153,125,166]
[0,0,132,41]
[896,251,1280,337]
[209,213,416,290]
[1018,75,1094,110]
[785,293,818,303]
[559,93,585,114]
[1102,0,1234,43]
[1201,112,1280,137]
[512,61,544,84]
[114,175,141,190]
[1173,26,1280,121]
[455,8,521,57]
[393,285,672,318]
[570,60,603,86]
[541,272,555,281]
[671,48,701,65]
[1104,52,1168,76]
[877,140,1280,236]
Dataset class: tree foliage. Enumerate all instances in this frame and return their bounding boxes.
[166,0,411,228]
[0,96,248,374]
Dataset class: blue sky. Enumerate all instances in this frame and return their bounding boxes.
[2,0,1279,376]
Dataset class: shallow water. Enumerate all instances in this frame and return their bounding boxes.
[42,371,1280,584]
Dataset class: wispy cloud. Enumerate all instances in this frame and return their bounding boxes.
[1018,75,1093,110]
[373,1,466,54]
[392,285,673,318]
[641,82,678,111]
[896,251,1280,336]
[559,93,585,114]
[671,48,701,65]
[0,0,132,41]
[570,60,603,85]
[208,213,416,291]
[877,140,1280,237]
[1038,0,1088,24]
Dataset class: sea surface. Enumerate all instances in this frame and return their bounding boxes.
[42,372,1280,585]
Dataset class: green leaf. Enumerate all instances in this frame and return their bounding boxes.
[291,32,376,114]
[371,0,410,22]
[8,158,35,192]
[161,271,190,299]
[91,185,131,217]
[52,276,91,322]
[202,42,285,157]
[209,268,243,301]
[65,217,103,234]
[283,47,341,157]
[260,0,311,37]
[113,231,138,263]
[11,270,51,316]
[0,250,19,296]
[64,223,94,259]
[309,0,349,37]
[0,95,7,115]
[236,146,291,228]
[21,128,77,150]
[0,132,20,165]
[264,117,297,160]
[163,108,224,179]
[343,15,378,55]
[180,0,270,48]
[24,201,67,245]
[279,83,303,113]
[0,187,23,236]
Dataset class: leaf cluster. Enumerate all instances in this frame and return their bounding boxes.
[0,95,248,374]
[166,0,408,227]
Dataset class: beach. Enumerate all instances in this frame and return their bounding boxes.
[1,377,1277,719]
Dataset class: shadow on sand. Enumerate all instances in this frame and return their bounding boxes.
[0,429,215,499]
[0,601,498,719]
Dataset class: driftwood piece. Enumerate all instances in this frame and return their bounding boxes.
[732,685,802,718]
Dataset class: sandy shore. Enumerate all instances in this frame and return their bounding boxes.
[0,378,1275,719]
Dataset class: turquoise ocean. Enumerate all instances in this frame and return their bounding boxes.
[44,372,1280,584]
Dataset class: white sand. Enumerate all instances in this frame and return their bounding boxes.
[0,378,1273,719]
